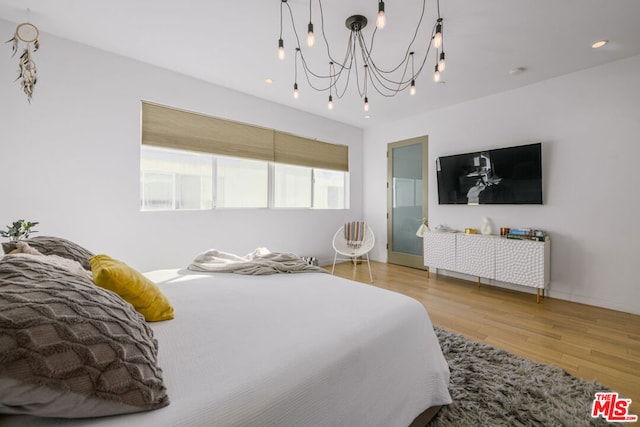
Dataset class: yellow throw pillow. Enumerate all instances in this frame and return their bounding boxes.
[89,254,174,322]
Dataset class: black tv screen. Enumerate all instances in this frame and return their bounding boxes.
[436,143,542,205]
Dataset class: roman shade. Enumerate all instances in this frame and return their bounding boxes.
[274,131,348,172]
[141,101,348,172]
[141,102,274,162]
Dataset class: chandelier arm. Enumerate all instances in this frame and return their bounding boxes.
[299,56,331,91]
[361,0,428,76]
[360,38,409,78]
[363,36,425,96]
[411,20,438,80]
[368,77,408,97]
[284,2,305,56]
[357,32,412,88]
[396,52,412,92]
[367,22,378,53]
[297,49,333,80]
[279,1,284,39]
[352,36,365,98]
[366,57,412,96]
[297,43,356,94]
[367,48,417,97]
[297,32,353,81]
[328,62,334,97]
[317,0,349,70]
[292,1,355,84]
[331,33,357,98]
[334,31,356,76]
[333,54,355,99]
[371,19,437,88]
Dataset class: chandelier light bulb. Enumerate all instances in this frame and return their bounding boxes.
[293,83,299,99]
[438,51,446,72]
[376,1,386,29]
[307,22,315,47]
[433,65,441,82]
[434,21,443,48]
[328,95,333,110]
[410,80,416,96]
[364,97,370,112]
[278,38,285,60]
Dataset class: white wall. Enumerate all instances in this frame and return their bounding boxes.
[0,19,363,271]
[363,54,640,315]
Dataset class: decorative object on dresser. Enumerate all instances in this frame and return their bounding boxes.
[506,227,547,242]
[480,216,493,235]
[424,231,550,303]
[415,218,430,238]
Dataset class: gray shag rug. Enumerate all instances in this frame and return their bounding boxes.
[429,327,614,427]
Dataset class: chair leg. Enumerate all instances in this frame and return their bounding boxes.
[366,253,373,283]
[331,251,338,275]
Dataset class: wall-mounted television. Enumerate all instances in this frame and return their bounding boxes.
[436,142,542,205]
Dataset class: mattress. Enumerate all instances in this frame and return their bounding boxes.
[2,269,451,426]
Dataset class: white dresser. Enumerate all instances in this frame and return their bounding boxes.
[423,232,550,302]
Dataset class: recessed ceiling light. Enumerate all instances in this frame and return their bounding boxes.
[592,40,608,49]
[364,115,371,119]
[509,67,526,76]
[265,79,273,84]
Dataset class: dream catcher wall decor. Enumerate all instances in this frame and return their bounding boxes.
[7,20,40,102]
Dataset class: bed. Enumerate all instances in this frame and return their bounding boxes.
[0,238,452,426]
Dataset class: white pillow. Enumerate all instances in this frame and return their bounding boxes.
[9,241,93,280]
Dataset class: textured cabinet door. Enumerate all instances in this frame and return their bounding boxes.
[495,239,548,288]
[456,234,495,278]
[423,232,456,271]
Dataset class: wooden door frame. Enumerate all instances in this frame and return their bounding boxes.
[387,135,428,269]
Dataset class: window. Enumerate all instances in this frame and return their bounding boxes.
[313,169,346,209]
[274,164,312,208]
[141,102,349,210]
[217,157,268,208]
[140,146,213,210]
[141,172,173,210]
[140,146,347,210]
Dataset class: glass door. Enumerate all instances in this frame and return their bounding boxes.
[387,136,428,269]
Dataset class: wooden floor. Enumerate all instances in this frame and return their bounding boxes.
[329,261,640,414]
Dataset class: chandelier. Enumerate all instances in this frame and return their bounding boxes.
[277,0,446,111]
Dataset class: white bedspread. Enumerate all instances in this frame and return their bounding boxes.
[3,270,451,426]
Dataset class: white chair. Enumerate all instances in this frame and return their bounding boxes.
[331,223,375,283]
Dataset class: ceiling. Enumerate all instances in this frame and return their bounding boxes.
[1,0,640,128]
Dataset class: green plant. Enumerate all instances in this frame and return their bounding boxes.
[1,220,39,241]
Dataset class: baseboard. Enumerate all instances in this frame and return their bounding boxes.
[428,268,640,315]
